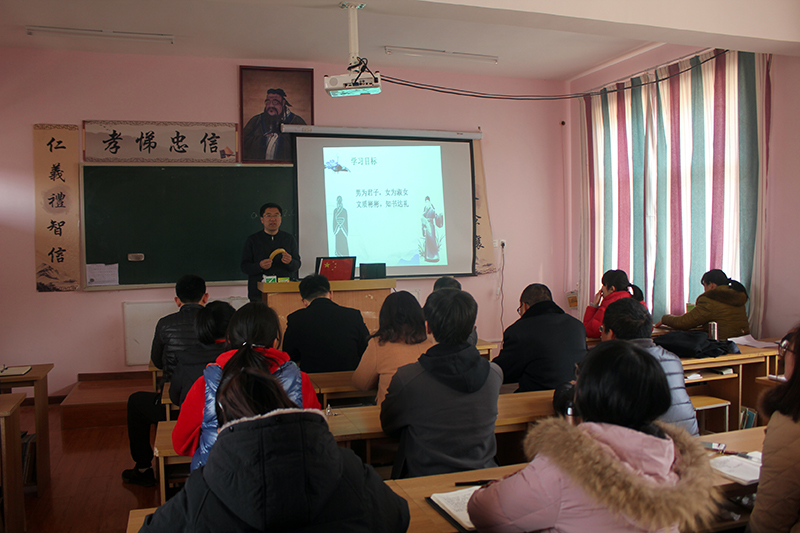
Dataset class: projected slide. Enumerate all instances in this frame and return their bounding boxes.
[323,145,447,267]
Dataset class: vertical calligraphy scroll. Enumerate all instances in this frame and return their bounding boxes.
[34,124,80,291]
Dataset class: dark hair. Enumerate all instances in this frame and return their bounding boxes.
[215,367,296,426]
[575,340,671,433]
[196,301,236,344]
[520,283,552,306]
[759,326,800,422]
[601,269,644,302]
[423,288,477,344]
[175,274,206,304]
[701,269,747,294]
[602,297,653,340]
[433,276,461,291]
[259,203,283,217]
[372,291,427,345]
[226,302,282,350]
[299,274,330,301]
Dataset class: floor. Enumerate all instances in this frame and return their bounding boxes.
[20,404,160,533]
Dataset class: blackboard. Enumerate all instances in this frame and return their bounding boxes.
[83,165,297,286]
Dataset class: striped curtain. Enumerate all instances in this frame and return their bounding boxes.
[579,49,771,334]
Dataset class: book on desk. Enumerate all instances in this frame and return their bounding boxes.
[0,365,31,376]
[427,485,481,532]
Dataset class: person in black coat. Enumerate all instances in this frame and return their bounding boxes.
[283,274,370,373]
[492,283,587,392]
[140,365,410,533]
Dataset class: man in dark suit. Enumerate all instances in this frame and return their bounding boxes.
[492,283,587,392]
[283,274,370,373]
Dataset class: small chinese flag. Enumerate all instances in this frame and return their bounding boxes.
[318,257,354,281]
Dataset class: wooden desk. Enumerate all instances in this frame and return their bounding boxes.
[0,363,53,497]
[153,420,191,505]
[0,393,26,533]
[389,427,766,533]
[309,340,498,405]
[683,346,777,431]
[127,507,158,533]
[327,390,555,464]
[309,371,377,406]
[259,279,396,341]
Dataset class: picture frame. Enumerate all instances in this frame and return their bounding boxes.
[240,66,314,163]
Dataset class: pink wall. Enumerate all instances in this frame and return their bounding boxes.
[565,47,800,338]
[0,47,570,395]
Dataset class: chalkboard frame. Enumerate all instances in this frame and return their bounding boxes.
[81,163,299,289]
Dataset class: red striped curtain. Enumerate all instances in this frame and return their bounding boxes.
[579,50,771,334]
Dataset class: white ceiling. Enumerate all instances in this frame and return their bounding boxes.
[2,0,799,81]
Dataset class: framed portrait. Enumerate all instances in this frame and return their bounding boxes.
[240,66,314,163]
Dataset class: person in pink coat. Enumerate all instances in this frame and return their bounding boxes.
[583,269,643,338]
[467,340,719,533]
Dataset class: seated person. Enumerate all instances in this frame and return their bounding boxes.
[283,274,370,373]
[468,340,718,532]
[657,268,750,340]
[433,276,477,345]
[172,302,320,470]
[169,300,235,406]
[602,297,699,435]
[584,269,644,338]
[492,283,587,392]
[352,291,434,406]
[748,326,800,533]
[123,274,209,487]
[380,288,503,478]
[141,367,410,533]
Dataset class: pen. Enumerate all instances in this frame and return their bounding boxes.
[454,480,495,486]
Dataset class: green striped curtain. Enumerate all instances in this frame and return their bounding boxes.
[579,50,771,333]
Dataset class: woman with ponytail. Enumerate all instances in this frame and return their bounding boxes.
[658,269,750,340]
[143,368,410,533]
[583,269,644,338]
[172,302,320,469]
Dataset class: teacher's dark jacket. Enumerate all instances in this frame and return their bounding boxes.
[140,409,410,533]
[283,297,370,373]
[492,300,587,392]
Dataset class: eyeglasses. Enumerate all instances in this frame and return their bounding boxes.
[598,325,605,333]
[517,305,523,316]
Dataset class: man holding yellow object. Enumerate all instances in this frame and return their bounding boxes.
[241,203,301,301]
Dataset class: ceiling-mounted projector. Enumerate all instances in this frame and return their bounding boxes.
[324,70,381,97]
[325,2,381,97]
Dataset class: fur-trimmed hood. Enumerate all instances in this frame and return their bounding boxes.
[524,418,720,531]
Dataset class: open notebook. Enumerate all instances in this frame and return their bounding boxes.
[710,454,761,485]
[426,485,481,532]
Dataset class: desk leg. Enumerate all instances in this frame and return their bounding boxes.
[34,377,50,497]
[1,408,26,533]
[158,456,167,506]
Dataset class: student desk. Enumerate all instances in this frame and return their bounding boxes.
[387,427,766,533]
[153,420,191,505]
[327,390,555,462]
[0,363,53,497]
[682,346,778,431]
[308,339,498,405]
[127,507,157,533]
[0,393,26,533]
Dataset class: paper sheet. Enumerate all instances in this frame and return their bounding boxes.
[729,335,777,349]
[86,263,119,286]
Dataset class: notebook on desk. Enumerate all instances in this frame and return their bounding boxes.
[426,485,481,532]
[0,365,31,377]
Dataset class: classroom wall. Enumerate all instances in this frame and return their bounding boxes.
[566,47,800,338]
[0,47,571,395]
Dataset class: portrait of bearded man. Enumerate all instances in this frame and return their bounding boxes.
[242,88,307,161]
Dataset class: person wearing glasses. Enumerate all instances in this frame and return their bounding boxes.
[241,202,301,301]
[492,283,587,392]
[748,327,800,533]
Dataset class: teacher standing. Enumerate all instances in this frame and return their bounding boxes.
[241,203,301,302]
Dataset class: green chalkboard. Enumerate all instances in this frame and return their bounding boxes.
[83,165,297,286]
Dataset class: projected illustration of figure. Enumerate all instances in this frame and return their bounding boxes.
[333,196,349,256]
[421,196,444,262]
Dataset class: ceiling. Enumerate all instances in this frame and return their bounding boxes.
[2,0,799,81]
